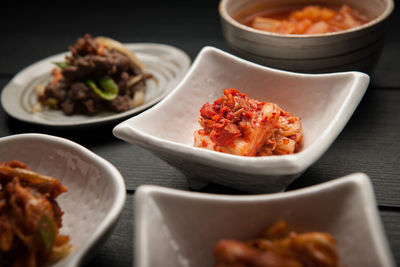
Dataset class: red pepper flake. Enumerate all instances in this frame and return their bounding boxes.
[283,139,290,144]
[210,119,241,146]
[212,114,222,122]
[200,102,217,119]
[201,140,208,147]
[51,68,63,85]
[244,111,253,119]
[197,129,207,135]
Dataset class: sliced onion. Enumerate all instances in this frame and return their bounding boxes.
[127,75,143,87]
[94,36,145,71]
[132,89,145,107]
[35,84,46,95]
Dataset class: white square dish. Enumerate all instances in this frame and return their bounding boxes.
[134,173,395,267]
[0,133,126,267]
[113,46,369,192]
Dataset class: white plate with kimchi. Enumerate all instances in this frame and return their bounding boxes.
[113,46,369,193]
[1,41,190,127]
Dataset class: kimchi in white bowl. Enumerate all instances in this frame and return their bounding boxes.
[113,46,369,193]
[0,133,126,266]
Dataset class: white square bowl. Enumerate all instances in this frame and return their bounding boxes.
[134,173,395,267]
[0,133,126,267]
[113,46,369,193]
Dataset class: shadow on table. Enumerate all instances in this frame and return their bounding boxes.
[2,114,125,147]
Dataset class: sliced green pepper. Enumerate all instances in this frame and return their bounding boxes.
[52,61,70,70]
[86,76,118,101]
[98,76,119,98]
[38,215,56,252]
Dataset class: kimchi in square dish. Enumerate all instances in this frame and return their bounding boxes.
[194,88,303,156]
[113,46,369,193]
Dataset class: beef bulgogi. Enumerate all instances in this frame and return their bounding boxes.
[37,34,148,115]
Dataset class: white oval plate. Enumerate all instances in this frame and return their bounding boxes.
[1,43,191,127]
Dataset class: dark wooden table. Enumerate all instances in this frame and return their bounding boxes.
[1,2,399,266]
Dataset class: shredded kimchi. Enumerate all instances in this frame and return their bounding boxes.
[0,160,71,267]
[214,220,339,267]
[243,5,368,34]
[194,88,304,156]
